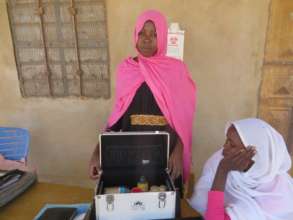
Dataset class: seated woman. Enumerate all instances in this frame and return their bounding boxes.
[189,118,293,220]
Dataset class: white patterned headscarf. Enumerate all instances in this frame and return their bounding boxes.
[189,118,293,220]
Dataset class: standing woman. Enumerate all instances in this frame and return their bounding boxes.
[89,10,196,194]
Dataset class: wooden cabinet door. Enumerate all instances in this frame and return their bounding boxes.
[264,0,293,64]
[259,0,293,155]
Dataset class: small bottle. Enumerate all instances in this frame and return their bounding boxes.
[137,176,149,192]
[104,186,130,194]
[119,186,130,193]
[159,185,167,192]
[150,185,160,192]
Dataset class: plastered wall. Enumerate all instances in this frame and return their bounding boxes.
[0,0,270,187]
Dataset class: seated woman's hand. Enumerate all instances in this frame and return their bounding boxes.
[219,146,256,173]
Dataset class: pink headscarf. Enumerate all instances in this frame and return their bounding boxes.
[106,10,196,182]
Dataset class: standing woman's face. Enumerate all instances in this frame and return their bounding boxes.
[136,20,157,57]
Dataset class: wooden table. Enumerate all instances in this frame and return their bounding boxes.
[0,182,200,220]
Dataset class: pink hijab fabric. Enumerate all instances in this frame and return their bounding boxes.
[106,10,196,182]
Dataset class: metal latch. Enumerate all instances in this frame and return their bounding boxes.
[158,192,166,208]
[106,195,114,211]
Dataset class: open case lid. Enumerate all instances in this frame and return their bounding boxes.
[99,131,170,171]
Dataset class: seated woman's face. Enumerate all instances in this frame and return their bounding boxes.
[136,20,158,57]
[223,125,245,157]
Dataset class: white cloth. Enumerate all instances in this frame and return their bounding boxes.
[189,118,293,220]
